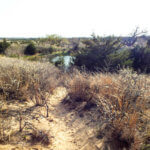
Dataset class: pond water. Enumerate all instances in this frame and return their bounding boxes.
[51,55,74,69]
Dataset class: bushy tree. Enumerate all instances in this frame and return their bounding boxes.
[109,50,133,71]
[73,35,122,71]
[0,38,10,54]
[73,32,150,73]
[47,34,60,45]
[24,43,36,55]
[130,45,150,73]
[40,34,63,46]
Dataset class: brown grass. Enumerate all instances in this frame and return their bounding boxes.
[64,68,150,150]
[29,129,51,146]
[0,57,149,149]
[0,56,61,105]
[0,57,62,146]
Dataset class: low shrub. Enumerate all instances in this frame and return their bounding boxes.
[0,39,10,54]
[24,43,36,55]
[29,130,50,146]
[65,68,150,149]
[0,57,61,105]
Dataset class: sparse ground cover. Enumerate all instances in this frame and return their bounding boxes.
[0,57,149,150]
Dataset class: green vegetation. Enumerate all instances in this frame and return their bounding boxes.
[1,33,150,73]
[130,45,150,73]
[24,42,36,55]
[39,34,67,47]
[73,35,122,71]
[0,39,10,54]
[73,34,150,73]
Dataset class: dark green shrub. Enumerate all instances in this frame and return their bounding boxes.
[24,43,36,55]
[48,46,55,53]
[130,46,150,73]
[0,39,10,54]
[109,49,133,70]
[73,34,150,73]
[73,35,122,72]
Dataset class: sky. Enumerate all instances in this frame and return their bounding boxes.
[0,0,150,38]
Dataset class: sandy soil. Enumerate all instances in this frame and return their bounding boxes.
[0,87,149,150]
[0,87,104,150]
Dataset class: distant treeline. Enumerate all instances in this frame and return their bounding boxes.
[1,32,150,73]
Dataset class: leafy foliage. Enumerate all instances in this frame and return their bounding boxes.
[109,49,133,70]
[73,34,150,73]
[39,34,66,47]
[130,45,150,73]
[24,42,36,55]
[0,39,10,54]
[73,35,122,71]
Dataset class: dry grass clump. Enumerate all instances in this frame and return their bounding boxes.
[0,116,51,146]
[65,68,150,149]
[5,42,25,57]
[0,57,60,146]
[0,57,149,149]
[0,118,10,144]
[29,129,51,146]
[0,57,61,105]
[65,69,94,102]
[103,114,142,150]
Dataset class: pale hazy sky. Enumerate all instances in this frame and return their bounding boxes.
[0,0,150,37]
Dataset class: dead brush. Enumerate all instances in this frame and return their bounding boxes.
[66,69,93,102]
[94,69,149,120]
[0,116,12,144]
[98,69,150,150]
[65,68,149,114]
[29,129,51,146]
[104,114,142,150]
[0,57,61,105]
[65,68,150,149]
[64,69,102,111]
[143,128,150,146]
[65,69,121,113]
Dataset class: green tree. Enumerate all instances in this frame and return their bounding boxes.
[130,45,150,73]
[46,34,62,46]
[24,43,36,55]
[109,49,133,71]
[73,35,122,71]
[0,38,10,54]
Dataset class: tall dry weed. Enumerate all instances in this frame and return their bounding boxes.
[65,68,150,149]
[0,57,61,105]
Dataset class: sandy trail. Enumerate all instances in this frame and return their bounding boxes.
[0,87,102,150]
[46,87,101,150]
[47,87,78,150]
